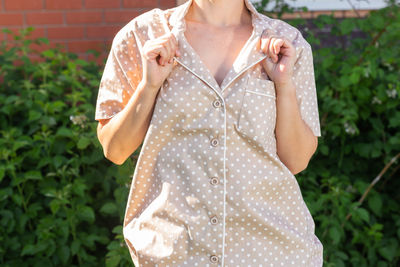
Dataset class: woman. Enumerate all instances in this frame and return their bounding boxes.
[95,0,323,266]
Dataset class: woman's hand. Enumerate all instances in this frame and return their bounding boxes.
[259,29,297,88]
[141,32,181,90]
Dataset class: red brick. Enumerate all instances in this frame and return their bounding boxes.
[68,40,106,53]
[280,11,313,19]
[123,0,156,8]
[0,14,24,26]
[342,9,370,18]
[46,0,82,10]
[310,10,342,18]
[160,0,176,9]
[86,0,120,9]
[29,55,47,63]
[26,12,63,25]
[104,10,140,23]
[88,52,108,65]
[4,0,43,10]
[48,26,84,39]
[66,11,103,24]
[86,25,120,38]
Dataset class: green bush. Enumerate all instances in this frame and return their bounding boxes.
[1,1,400,266]
[0,28,133,266]
[279,3,400,267]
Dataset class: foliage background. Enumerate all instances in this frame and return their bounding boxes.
[0,0,399,266]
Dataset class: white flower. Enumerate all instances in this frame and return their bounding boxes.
[344,122,356,135]
[386,89,397,98]
[69,114,88,128]
[371,96,382,104]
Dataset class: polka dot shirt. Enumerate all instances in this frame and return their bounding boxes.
[94,0,323,266]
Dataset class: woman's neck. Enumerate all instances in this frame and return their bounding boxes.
[185,0,251,27]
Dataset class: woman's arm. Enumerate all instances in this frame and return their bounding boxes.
[97,80,159,165]
[259,29,320,174]
[274,80,318,174]
[96,32,180,165]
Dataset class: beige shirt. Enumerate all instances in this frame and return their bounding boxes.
[95,0,323,266]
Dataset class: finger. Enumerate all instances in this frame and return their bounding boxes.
[171,35,180,59]
[268,37,278,63]
[261,29,277,60]
[170,33,177,48]
[160,39,172,65]
[167,37,176,64]
[158,46,169,66]
[143,43,162,60]
[261,36,272,59]
[270,36,282,63]
[272,38,284,62]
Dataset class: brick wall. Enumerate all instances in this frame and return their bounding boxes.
[0,0,177,62]
[0,0,372,63]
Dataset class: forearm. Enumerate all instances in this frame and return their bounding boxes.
[274,81,318,174]
[98,80,159,164]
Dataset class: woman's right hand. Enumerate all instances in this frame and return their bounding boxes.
[141,32,180,90]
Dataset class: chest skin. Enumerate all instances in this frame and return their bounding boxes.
[183,19,253,87]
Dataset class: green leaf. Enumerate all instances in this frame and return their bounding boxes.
[28,110,42,121]
[21,244,36,256]
[71,240,80,256]
[0,187,12,201]
[56,127,74,138]
[100,202,118,215]
[378,239,398,261]
[76,205,95,222]
[21,242,47,256]
[106,255,121,267]
[77,137,91,149]
[349,72,360,84]
[319,145,329,155]
[368,194,383,216]
[72,180,87,197]
[41,50,55,58]
[24,170,42,181]
[329,226,341,244]
[355,207,370,223]
[49,199,61,214]
[339,18,356,35]
[0,166,5,182]
[57,245,70,264]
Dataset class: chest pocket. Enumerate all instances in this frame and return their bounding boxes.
[234,77,277,153]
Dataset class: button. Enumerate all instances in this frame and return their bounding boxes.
[210,255,219,263]
[210,138,219,147]
[212,99,222,108]
[210,215,219,225]
[210,177,219,185]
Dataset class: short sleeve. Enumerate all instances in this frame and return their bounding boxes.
[292,38,322,137]
[94,27,142,121]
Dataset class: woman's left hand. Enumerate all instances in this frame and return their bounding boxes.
[259,29,297,87]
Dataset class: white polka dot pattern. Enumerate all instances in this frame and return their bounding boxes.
[94,0,323,266]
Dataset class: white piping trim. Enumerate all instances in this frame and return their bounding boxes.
[221,88,227,267]
[222,54,268,92]
[245,90,276,99]
[174,57,224,98]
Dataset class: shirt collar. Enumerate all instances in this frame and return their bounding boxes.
[167,0,269,92]
[168,0,265,37]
